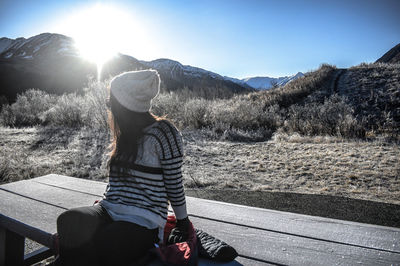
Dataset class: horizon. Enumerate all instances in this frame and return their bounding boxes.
[1,0,399,78]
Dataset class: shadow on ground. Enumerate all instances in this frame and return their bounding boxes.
[186,189,400,228]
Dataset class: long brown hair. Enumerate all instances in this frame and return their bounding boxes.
[108,93,160,168]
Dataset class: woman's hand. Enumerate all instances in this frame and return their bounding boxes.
[167,217,190,244]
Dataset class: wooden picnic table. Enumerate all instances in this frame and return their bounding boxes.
[0,174,400,265]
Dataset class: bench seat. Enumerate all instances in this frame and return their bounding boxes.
[1,174,400,265]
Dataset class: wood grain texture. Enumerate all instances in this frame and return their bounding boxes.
[185,197,400,253]
[190,216,400,266]
[1,174,400,265]
[30,174,400,253]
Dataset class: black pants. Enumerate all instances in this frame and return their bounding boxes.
[56,204,158,266]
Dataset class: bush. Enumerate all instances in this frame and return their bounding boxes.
[0,89,56,127]
[283,95,365,138]
[44,93,85,127]
[149,64,339,141]
[0,80,109,129]
[82,79,108,130]
[182,98,211,128]
[152,92,183,123]
[0,95,8,111]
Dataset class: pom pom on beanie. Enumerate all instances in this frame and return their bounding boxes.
[110,69,160,112]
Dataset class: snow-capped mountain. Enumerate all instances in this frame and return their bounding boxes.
[0,33,78,60]
[140,58,253,93]
[0,38,14,54]
[141,58,222,80]
[0,33,96,100]
[226,72,304,90]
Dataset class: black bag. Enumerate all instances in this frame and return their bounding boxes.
[195,229,238,262]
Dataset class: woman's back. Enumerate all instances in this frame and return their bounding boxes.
[102,119,187,242]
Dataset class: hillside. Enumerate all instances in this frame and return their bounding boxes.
[230,62,400,140]
[376,43,400,64]
[337,63,400,137]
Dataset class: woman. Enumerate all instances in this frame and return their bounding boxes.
[55,70,190,266]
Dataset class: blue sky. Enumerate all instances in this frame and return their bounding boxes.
[1,0,399,78]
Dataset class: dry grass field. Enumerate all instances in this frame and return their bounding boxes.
[183,131,400,204]
[1,126,399,205]
[0,127,109,183]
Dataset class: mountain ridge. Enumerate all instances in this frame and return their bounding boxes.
[376,43,400,64]
[0,33,304,100]
[231,72,305,90]
[0,33,255,101]
[1,33,394,102]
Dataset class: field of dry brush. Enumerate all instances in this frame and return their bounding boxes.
[1,127,399,206]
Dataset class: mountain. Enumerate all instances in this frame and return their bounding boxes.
[0,38,15,54]
[0,33,79,59]
[376,43,400,64]
[140,58,302,92]
[226,72,304,90]
[140,58,254,94]
[0,33,252,101]
[0,33,97,100]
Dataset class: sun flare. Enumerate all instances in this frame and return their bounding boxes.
[55,4,151,79]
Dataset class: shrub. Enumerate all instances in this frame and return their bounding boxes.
[283,94,365,138]
[82,79,109,130]
[343,62,400,138]
[44,93,85,127]
[0,80,109,129]
[0,95,8,111]
[182,98,211,128]
[152,92,184,125]
[0,89,56,127]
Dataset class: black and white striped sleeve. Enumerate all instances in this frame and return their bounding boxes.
[154,121,187,219]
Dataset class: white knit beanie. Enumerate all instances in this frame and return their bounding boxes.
[110,70,160,112]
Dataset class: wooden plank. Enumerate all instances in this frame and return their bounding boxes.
[2,175,400,264]
[0,189,61,235]
[0,190,251,266]
[30,175,400,253]
[190,216,400,266]
[0,190,248,266]
[0,214,53,249]
[1,180,257,264]
[32,174,107,196]
[185,197,400,254]
[0,180,101,210]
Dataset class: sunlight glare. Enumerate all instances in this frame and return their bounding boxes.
[56,4,150,79]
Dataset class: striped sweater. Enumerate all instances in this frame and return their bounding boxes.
[100,120,187,241]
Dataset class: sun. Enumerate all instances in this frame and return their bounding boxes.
[55,4,150,79]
